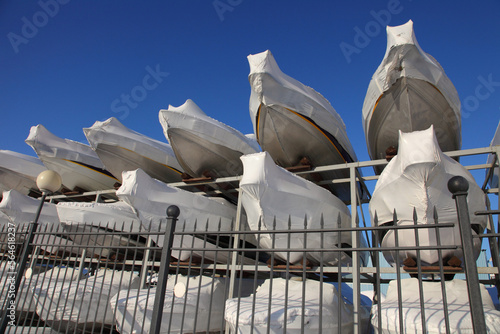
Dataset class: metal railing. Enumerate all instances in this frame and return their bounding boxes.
[0,145,497,333]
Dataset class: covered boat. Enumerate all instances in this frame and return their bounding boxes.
[116,168,253,262]
[0,189,78,256]
[225,277,370,334]
[0,150,46,197]
[56,200,145,259]
[487,120,500,189]
[371,278,500,333]
[158,99,260,179]
[83,117,184,183]
[248,50,361,203]
[31,269,140,333]
[25,124,119,194]
[111,275,227,334]
[239,151,369,266]
[362,20,461,173]
[369,126,486,267]
[1,265,86,315]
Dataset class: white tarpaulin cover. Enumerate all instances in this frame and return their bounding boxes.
[225,278,370,334]
[371,278,500,333]
[0,189,77,254]
[116,168,246,261]
[369,126,486,266]
[25,124,119,191]
[362,20,461,164]
[83,117,183,183]
[248,50,360,202]
[2,265,86,314]
[31,269,140,331]
[159,99,260,178]
[56,200,144,258]
[487,120,500,189]
[0,150,46,196]
[240,151,368,266]
[111,274,227,334]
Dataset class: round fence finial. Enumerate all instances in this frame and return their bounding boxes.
[447,175,469,194]
[166,205,180,218]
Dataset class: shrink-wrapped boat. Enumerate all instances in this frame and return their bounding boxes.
[31,269,139,333]
[369,126,486,267]
[248,50,362,202]
[111,275,226,334]
[240,151,368,266]
[0,150,46,197]
[25,124,119,194]
[116,168,253,262]
[56,200,145,259]
[159,99,259,180]
[83,117,183,183]
[0,189,78,255]
[225,278,370,334]
[362,20,461,173]
[371,278,500,333]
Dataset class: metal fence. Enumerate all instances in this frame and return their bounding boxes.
[0,145,498,333]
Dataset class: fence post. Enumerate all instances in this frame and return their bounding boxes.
[447,176,487,333]
[150,205,179,334]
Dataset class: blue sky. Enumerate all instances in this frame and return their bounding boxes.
[1,0,499,167]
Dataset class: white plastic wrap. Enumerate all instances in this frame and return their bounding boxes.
[31,269,140,331]
[25,124,119,191]
[56,200,144,258]
[83,117,183,183]
[370,126,486,266]
[0,150,46,195]
[159,99,259,178]
[247,50,361,202]
[111,275,226,334]
[116,168,247,261]
[362,20,461,164]
[371,278,500,333]
[240,151,368,266]
[0,189,77,254]
[225,278,370,334]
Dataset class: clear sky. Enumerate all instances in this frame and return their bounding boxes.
[1,0,499,166]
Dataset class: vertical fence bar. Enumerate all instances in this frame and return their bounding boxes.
[150,205,179,334]
[349,165,360,333]
[447,176,487,333]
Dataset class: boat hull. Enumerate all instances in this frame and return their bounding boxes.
[168,128,245,178]
[362,21,461,174]
[0,150,46,197]
[257,104,353,201]
[367,76,460,169]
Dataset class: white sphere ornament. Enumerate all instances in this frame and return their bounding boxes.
[36,170,62,193]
